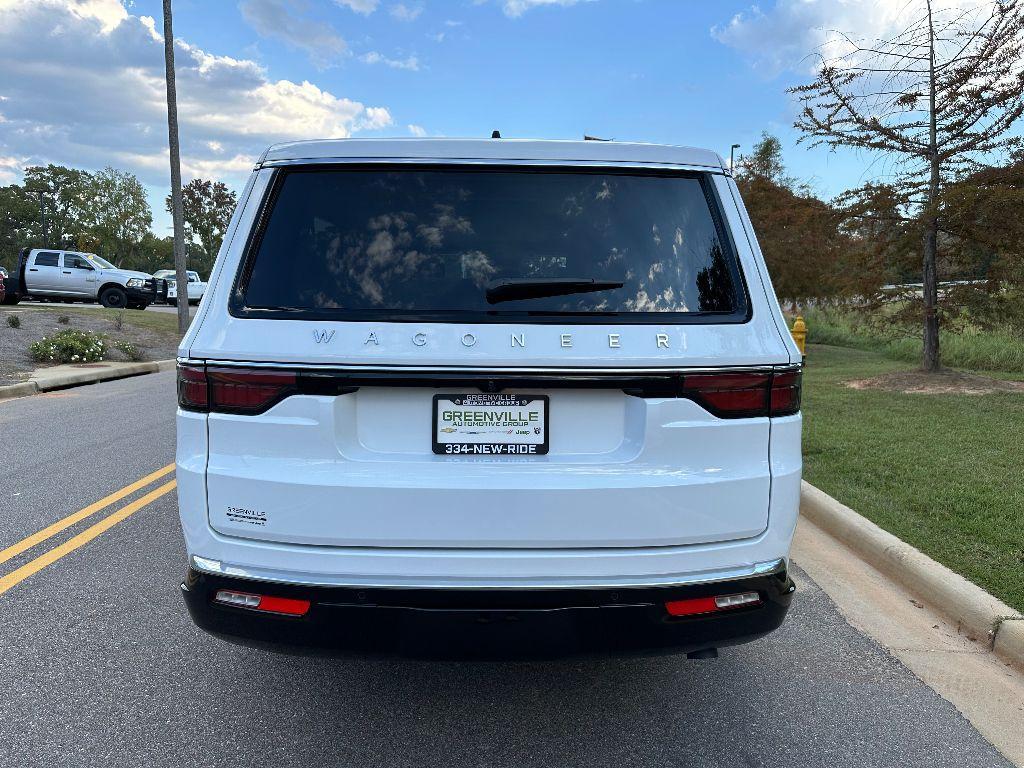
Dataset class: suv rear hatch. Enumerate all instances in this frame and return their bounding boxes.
[192,165,794,549]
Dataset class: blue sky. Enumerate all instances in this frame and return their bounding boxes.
[0,0,974,233]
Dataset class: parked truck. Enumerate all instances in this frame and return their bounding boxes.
[1,248,166,309]
[153,269,207,306]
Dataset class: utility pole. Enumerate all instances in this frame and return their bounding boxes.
[729,144,740,173]
[163,0,189,336]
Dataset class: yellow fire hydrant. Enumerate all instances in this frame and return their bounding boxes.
[791,315,807,356]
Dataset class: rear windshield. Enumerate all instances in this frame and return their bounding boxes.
[235,167,747,323]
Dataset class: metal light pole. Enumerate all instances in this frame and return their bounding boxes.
[163,0,190,335]
[729,144,741,173]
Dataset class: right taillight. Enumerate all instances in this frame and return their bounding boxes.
[768,369,802,416]
[177,364,297,415]
[680,369,801,418]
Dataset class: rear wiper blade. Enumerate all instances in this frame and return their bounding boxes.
[485,277,624,304]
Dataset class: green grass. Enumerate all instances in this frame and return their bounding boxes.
[801,307,1024,375]
[802,343,1024,611]
[20,305,180,337]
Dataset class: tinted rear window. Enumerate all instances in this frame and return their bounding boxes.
[236,168,747,322]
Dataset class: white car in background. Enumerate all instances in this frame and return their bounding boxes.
[154,269,206,305]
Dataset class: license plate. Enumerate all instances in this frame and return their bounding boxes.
[432,394,549,455]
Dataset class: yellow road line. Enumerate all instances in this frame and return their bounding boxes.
[0,480,177,596]
[0,463,175,566]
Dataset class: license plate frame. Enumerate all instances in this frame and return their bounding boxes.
[432,393,549,455]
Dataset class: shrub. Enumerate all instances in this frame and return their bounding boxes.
[113,340,145,362]
[57,315,70,325]
[5,314,20,328]
[112,311,125,331]
[29,329,106,364]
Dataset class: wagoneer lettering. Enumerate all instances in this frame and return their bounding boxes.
[175,138,802,659]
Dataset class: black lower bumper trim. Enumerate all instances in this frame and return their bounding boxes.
[181,567,795,659]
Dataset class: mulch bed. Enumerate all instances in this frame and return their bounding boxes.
[0,306,179,385]
[846,368,1024,395]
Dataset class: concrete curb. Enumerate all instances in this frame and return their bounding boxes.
[0,381,39,400]
[801,481,1024,671]
[0,359,175,400]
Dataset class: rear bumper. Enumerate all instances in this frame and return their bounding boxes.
[180,566,795,659]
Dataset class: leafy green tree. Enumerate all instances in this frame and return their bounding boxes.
[166,178,237,277]
[122,232,175,274]
[0,184,38,271]
[22,165,94,247]
[84,167,153,265]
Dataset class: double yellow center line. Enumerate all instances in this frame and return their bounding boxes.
[0,464,177,596]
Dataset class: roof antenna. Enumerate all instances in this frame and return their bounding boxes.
[491,130,501,139]
[584,134,611,141]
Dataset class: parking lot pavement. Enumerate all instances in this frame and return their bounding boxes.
[0,373,1014,768]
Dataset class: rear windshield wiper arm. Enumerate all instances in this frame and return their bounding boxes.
[485,277,624,305]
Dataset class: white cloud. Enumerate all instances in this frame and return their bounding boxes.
[239,0,347,67]
[407,124,427,136]
[361,51,421,70]
[500,0,593,18]
[712,0,991,76]
[389,2,424,21]
[335,0,379,14]
[0,155,26,185]
[0,0,393,192]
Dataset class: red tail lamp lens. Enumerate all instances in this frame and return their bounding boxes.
[665,591,761,617]
[769,370,802,416]
[176,365,296,414]
[207,368,297,414]
[681,372,771,418]
[679,370,801,418]
[177,364,208,410]
[214,589,310,616]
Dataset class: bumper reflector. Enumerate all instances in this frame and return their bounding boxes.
[214,589,310,617]
[665,591,761,617]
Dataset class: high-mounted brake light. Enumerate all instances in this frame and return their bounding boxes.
[177,364,297,415]
[665,591,761,617]
[680,369,801,418]
[214,589,310,616]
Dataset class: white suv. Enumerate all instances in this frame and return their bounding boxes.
[176,138,802,658]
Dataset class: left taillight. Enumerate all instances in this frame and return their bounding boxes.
[177,363,208,410]
[177,364,297,415]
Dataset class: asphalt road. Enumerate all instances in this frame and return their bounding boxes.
[0,372,1013,768]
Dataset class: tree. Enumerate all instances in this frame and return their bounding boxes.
[735,133,846,308]
[0,184,38,270]
[22,165,93,247]
[125,232,176,275]
[166,178,237,277]
[84,167,153,265]
[790,0,1024,370]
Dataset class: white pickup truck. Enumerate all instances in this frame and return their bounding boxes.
[3,248,165,309]
[153,269,207,306]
